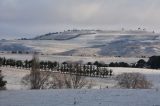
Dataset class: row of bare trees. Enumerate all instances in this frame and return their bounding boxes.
[0,57,113,78]
[21,53,89,89]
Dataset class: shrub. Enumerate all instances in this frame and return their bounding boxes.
[116,72,152,89]
[136,59,146,68]
[49,73,88,89]
[0,70,7,90]
[21,71,51,89]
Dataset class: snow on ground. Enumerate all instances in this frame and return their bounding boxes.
[0,67,111,90]
[1,67,160,90]
[1,67,160,106]
[0,89,160,106]
[109,67,160,88]
[1,67,30,90]
[88,67,160,89]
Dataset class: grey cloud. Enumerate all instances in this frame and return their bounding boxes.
[1,0,160,39]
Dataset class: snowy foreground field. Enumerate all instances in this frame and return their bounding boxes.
[1,89,160,106]
[1,67,160,90]
[1,67,160,106]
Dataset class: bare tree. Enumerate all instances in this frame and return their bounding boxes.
[49,72,88,89]
[64,74,88,89]
[52,62,88,89]
[22,55,88,89]
[87,79,94,89]
[116,73,152,89]
[21,53,51,89]
[49,73,66,89]
[30,53,41,89]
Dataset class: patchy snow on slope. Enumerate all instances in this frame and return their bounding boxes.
[0,41,33,52]
[34,30,96,40]
[1,30,160,57]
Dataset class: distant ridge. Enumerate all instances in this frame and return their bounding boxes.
[24,29,157,40]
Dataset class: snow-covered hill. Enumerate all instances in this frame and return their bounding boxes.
[24,29,160,57]
[1,29,160,57]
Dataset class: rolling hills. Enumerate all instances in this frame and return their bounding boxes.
[0,29,160,57]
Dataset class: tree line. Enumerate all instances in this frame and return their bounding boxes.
[92,56,160,69]
[0,55,160,78]
[87,56,160,69]
[0,57,113,78]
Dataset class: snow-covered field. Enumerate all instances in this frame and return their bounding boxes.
[0,89,160,106]
[1,67,111,90]
[0,53,148,64]
[1,67,160,90]
[109,67,160,88]
[1,65,160,106]
[1,67,29,90]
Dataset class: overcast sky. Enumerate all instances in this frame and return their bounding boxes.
[1,0,160,39]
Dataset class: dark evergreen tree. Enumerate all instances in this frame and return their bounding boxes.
[0,70,7,90]
[87,62,92,65]
[147,56,160,69]
[109,69,113,76]
[136,59,146,68]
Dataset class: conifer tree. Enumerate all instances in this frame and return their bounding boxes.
[0,70,7,90]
